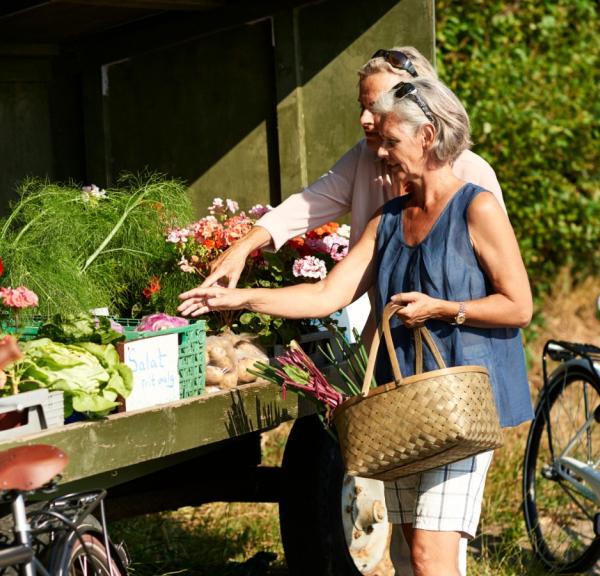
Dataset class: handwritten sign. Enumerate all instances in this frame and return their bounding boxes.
[118,333,180,411]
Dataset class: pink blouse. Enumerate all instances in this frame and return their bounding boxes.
[257,139,505,249]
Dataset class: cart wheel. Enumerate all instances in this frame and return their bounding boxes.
[279,415,392,576]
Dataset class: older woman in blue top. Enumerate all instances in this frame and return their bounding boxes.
[178,76,533,575]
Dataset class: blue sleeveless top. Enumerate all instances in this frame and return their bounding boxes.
[375,183,533,427]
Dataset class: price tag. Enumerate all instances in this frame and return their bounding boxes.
[118,333,180,411]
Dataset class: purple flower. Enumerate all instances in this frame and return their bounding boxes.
[292,256,327,280]
[304,237,329,254]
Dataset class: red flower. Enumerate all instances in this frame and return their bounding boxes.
[0,257,3,277]
[143,276,161,299]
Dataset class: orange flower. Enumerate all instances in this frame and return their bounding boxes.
[309,222,339,238]
[202,238,215,249]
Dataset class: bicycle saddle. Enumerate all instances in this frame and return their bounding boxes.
[0,444,68,491]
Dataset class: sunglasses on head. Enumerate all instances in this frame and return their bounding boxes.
[391,82,435,123]
[371,49,418,77]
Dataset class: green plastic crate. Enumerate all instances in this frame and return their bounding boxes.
[120,319,206,399]
[0,316,43,341]
[1,317,206,399]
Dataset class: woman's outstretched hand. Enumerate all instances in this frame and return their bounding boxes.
[200,244,248,289]
[390,292,441,328]
[200,226,273,289]
[178,286,248,317]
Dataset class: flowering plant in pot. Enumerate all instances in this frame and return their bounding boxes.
[163,198,350,346]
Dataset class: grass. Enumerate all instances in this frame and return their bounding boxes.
[110,273,600,575]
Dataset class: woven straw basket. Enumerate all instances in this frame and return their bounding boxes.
[333,303,503,481]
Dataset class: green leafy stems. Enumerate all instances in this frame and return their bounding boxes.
[317,327,376,395]
[252,327,377,423]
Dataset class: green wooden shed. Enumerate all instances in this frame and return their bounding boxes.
[0,0,434,216]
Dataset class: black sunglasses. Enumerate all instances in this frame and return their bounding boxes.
[371,49,418,77]
[392,82,435,123]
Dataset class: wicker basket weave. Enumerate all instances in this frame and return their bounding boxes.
[333,303,503,481]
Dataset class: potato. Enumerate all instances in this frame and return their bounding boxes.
[208,345,234,370]
[237,357,262,383]
[205,365,225,385]
[235,340,268,360]
[220,371,238,389]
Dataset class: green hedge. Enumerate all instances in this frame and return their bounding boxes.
[436,0,599,296]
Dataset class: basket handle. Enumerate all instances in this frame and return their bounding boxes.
[360,302,447,396]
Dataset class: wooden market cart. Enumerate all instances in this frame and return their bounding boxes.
[0,1,434,573]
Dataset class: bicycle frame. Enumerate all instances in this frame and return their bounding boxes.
[0,488,118,576]
[0,491,50,576]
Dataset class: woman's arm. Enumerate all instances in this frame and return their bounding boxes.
[179,213,379,320]
[200,144,362,289]
[392,192,532,328]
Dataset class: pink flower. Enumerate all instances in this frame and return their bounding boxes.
[323,233,349,261]
[208,198,239,216]
[226,199,239,214]
[292,256,327,280]
[178,257,196,273]
[136,313,189,332]
[223,214,253,244]
[248,204,272,218]
[166,227,191,244]
[0,286,39,309]
[190,216,223,241]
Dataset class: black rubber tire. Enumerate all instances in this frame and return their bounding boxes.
[523,363,600,573]
[279,414,361,576]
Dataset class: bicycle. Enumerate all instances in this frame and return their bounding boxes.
[523,339,600,574]
[0,443,129,575]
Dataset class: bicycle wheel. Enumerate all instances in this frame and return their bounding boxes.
[523,363,600,573]
[62,532,124,576]
[46,517,128,576]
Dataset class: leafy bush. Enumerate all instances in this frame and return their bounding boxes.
[436,0,599,296]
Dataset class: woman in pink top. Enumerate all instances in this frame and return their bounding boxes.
[201,46,505,289]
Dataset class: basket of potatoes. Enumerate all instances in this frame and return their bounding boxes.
[205,331,269,391]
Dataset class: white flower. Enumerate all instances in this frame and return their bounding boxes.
[81,184,107,203]
[336,224,351,239]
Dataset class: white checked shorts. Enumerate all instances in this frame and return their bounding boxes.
[384,451,494,539]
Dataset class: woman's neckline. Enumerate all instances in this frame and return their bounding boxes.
[400,182,469,248]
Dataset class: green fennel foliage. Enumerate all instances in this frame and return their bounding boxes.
[0,173,194,317]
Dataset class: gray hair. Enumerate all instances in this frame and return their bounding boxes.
[358,46,437,80]
[373,77,472,164]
